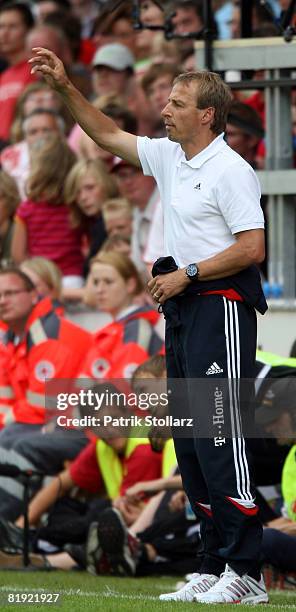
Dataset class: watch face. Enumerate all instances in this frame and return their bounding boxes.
[187,264,197,277]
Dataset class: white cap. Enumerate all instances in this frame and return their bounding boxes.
[92,43,135,72]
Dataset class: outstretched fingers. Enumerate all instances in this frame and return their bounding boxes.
[30,63,54,76]
[28,48,67,86]
[30,47,57,61]
[28,48,57,71]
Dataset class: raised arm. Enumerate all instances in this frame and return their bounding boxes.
[29,48,140,167]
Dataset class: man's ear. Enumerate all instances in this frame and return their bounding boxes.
[201,107,215,126]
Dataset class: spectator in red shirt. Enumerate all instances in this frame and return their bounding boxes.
[13,423,163,533]
[11,134,85,287]
[0,2,36,145]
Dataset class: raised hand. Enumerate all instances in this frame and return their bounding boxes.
[28,47,69,92]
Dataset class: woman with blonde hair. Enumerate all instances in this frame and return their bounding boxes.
[20,257,62,301]
[80,251,163,380]
[11,136,84,288]
[64,158,118,273]
[0,171,20,266]
[19,257,64,317]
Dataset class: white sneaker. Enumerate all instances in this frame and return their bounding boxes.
[159,572,219,602]
[193,564,269,604]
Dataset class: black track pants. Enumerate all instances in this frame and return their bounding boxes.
[164,294,263,578]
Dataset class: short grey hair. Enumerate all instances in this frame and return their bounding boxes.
[22,108,65,134]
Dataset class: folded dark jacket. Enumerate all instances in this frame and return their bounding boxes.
[152,256,268,315]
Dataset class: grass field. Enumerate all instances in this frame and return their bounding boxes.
[0,571,295,611]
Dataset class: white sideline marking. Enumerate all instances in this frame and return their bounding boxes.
[1,585,296,607]
[0,586,158,601]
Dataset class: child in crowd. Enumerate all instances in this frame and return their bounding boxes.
[100,235,131,257]
[11,136,84,288]
[64,158,119,275]
[102,197,133,238]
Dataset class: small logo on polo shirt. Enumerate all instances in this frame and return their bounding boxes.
[194,182,201,190]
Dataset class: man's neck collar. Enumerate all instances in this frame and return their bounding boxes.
[177,133,225,169]
[182,132,221,161]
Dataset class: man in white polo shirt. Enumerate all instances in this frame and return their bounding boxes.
[29,48,268,605]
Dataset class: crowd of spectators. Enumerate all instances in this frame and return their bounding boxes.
[0,0,295,587]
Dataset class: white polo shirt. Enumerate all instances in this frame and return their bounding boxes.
[137,133,264,268]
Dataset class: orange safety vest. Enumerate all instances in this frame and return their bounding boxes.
[79,306,163,382]
[0,298,64,345]
[0,297,92,426]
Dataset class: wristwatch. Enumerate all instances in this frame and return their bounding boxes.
[185,263,199,281]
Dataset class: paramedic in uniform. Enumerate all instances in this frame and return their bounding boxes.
[29,48,268,605]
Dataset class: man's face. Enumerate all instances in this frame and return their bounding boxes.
[114,165,155,209]
[172,7,203,35]
[161,81,206,146]
[92,66,129,97]
[26,28,62,58]
[0,9,28,57]
[24,113,61,146]
[147,74,174,119]
[23,89,61,117]
[0,274,37,325]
